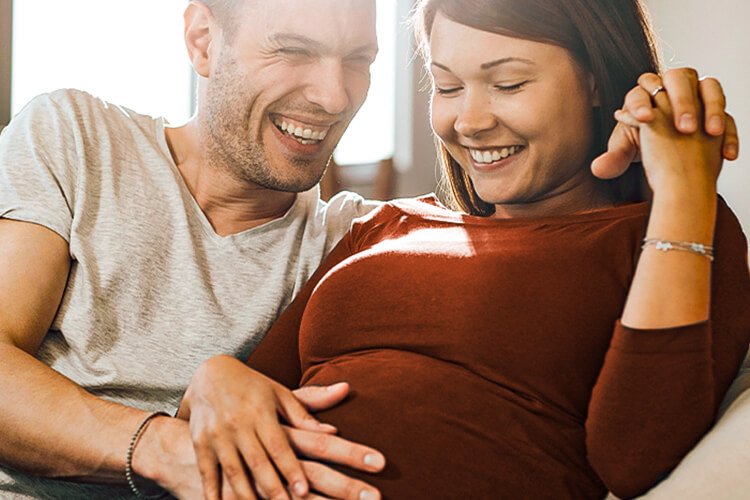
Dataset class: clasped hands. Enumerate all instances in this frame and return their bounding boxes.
[156,68,737,500]
[593,68,737,191]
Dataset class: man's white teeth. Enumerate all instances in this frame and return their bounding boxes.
[274,118,328,144]
[470,146,522,164]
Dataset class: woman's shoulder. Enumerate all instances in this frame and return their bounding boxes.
[346,194,459,245]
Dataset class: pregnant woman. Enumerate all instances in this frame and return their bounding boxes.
[181,0,750,498]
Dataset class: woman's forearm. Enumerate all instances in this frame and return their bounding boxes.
[622,185,717,329]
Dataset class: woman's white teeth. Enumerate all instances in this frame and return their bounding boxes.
[274,119,328,144]
[471,146,522,164]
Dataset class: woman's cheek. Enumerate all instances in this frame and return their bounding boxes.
[430,99,455,141]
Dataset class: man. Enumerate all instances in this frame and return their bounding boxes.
[0,1,386,498]
[0,1,739,499]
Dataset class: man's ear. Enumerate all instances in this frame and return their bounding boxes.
[588,73,601,107]
[184,1,217,78]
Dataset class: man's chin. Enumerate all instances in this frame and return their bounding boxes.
[254,174,323,194]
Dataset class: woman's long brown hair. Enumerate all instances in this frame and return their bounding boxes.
[413,0,662,216]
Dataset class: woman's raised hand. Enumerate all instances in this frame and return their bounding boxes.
[592,68,738,181]
[617,74,724,197]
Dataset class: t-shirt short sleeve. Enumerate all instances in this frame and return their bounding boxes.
[0,91,80,242]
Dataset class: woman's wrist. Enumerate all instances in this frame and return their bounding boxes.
[647,189,717,244]
[649,171,717,201]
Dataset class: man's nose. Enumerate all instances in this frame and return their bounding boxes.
[454,91,497,137]
[303,59,351,116]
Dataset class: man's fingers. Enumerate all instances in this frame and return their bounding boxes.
[192,436,221,500]
[591,122,640,180]
[277,385,338,433]
[285,426,385,473]
[723,114,739,161]
[215,441,261,500]
[222,470,254,500]
[292,382,349,413]
[698,77,727,136]
[662,67,701,133]
[301,460,381,500]
[235,432,291,500]
[256,420,310,498]
[622,85,655,122]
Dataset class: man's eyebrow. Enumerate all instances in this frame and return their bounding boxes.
[268,33,378,56]
[268,33,326,51]
[431,57,535,72]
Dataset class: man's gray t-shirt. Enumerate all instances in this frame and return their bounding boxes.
[0,89,377,498]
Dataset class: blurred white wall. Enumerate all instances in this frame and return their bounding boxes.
[645,0,750,236]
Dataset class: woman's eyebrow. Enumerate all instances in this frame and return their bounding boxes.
[480,57,535,70]
[431,57,535,73]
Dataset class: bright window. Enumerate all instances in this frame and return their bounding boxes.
[334,0,397,165]
[11,0,396,164]
[11,0,193,123]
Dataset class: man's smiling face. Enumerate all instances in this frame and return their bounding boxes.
[201,0,378,192]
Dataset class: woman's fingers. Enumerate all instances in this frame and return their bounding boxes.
[300,460,381,500]
[291,493,329,500]
[660,67,701,132]
[635,69,731,135]
[284,426,385,473]
[622,84,655,122]
[723,114,739,161]
[591,122,641,180]
[698,76,727,136]
[614,109,644,129]
[623,72,738,163]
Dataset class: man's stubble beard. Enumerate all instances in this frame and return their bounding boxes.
[201,54,330,193]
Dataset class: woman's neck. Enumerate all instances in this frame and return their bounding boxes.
[492,173,618,219]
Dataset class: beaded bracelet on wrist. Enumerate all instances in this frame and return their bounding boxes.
[125,411,171,499]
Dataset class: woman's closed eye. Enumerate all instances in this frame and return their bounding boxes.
[435,81,529,96]
[495,81,528,93]
[435,86,463,95]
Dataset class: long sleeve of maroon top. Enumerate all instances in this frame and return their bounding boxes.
[587,200,750,498]
[248,197,750,499]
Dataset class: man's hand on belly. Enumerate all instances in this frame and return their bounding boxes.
[177,355,385,500]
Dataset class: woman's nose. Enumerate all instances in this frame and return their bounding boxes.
[454,92,497,137]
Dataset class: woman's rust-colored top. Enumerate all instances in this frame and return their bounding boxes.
[248,196,750,499]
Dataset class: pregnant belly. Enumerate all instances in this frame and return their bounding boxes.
[301,350,604,499]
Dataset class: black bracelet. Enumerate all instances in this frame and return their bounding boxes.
[125,411,171,499]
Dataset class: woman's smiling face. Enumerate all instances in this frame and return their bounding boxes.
[429,12,607,217]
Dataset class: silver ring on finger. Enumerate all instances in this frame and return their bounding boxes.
[650,85,666,97]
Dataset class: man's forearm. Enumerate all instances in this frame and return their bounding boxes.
[0,342,152,482]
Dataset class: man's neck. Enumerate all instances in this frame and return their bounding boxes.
[164,120,296,237]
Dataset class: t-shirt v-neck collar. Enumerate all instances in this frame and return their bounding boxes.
[155,118,312,246]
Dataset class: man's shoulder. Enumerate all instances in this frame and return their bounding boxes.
[14,89,158,136]
[308,189,382,231]
[20,89,110,119]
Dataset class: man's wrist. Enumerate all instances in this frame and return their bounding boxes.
[130,414,184,485]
